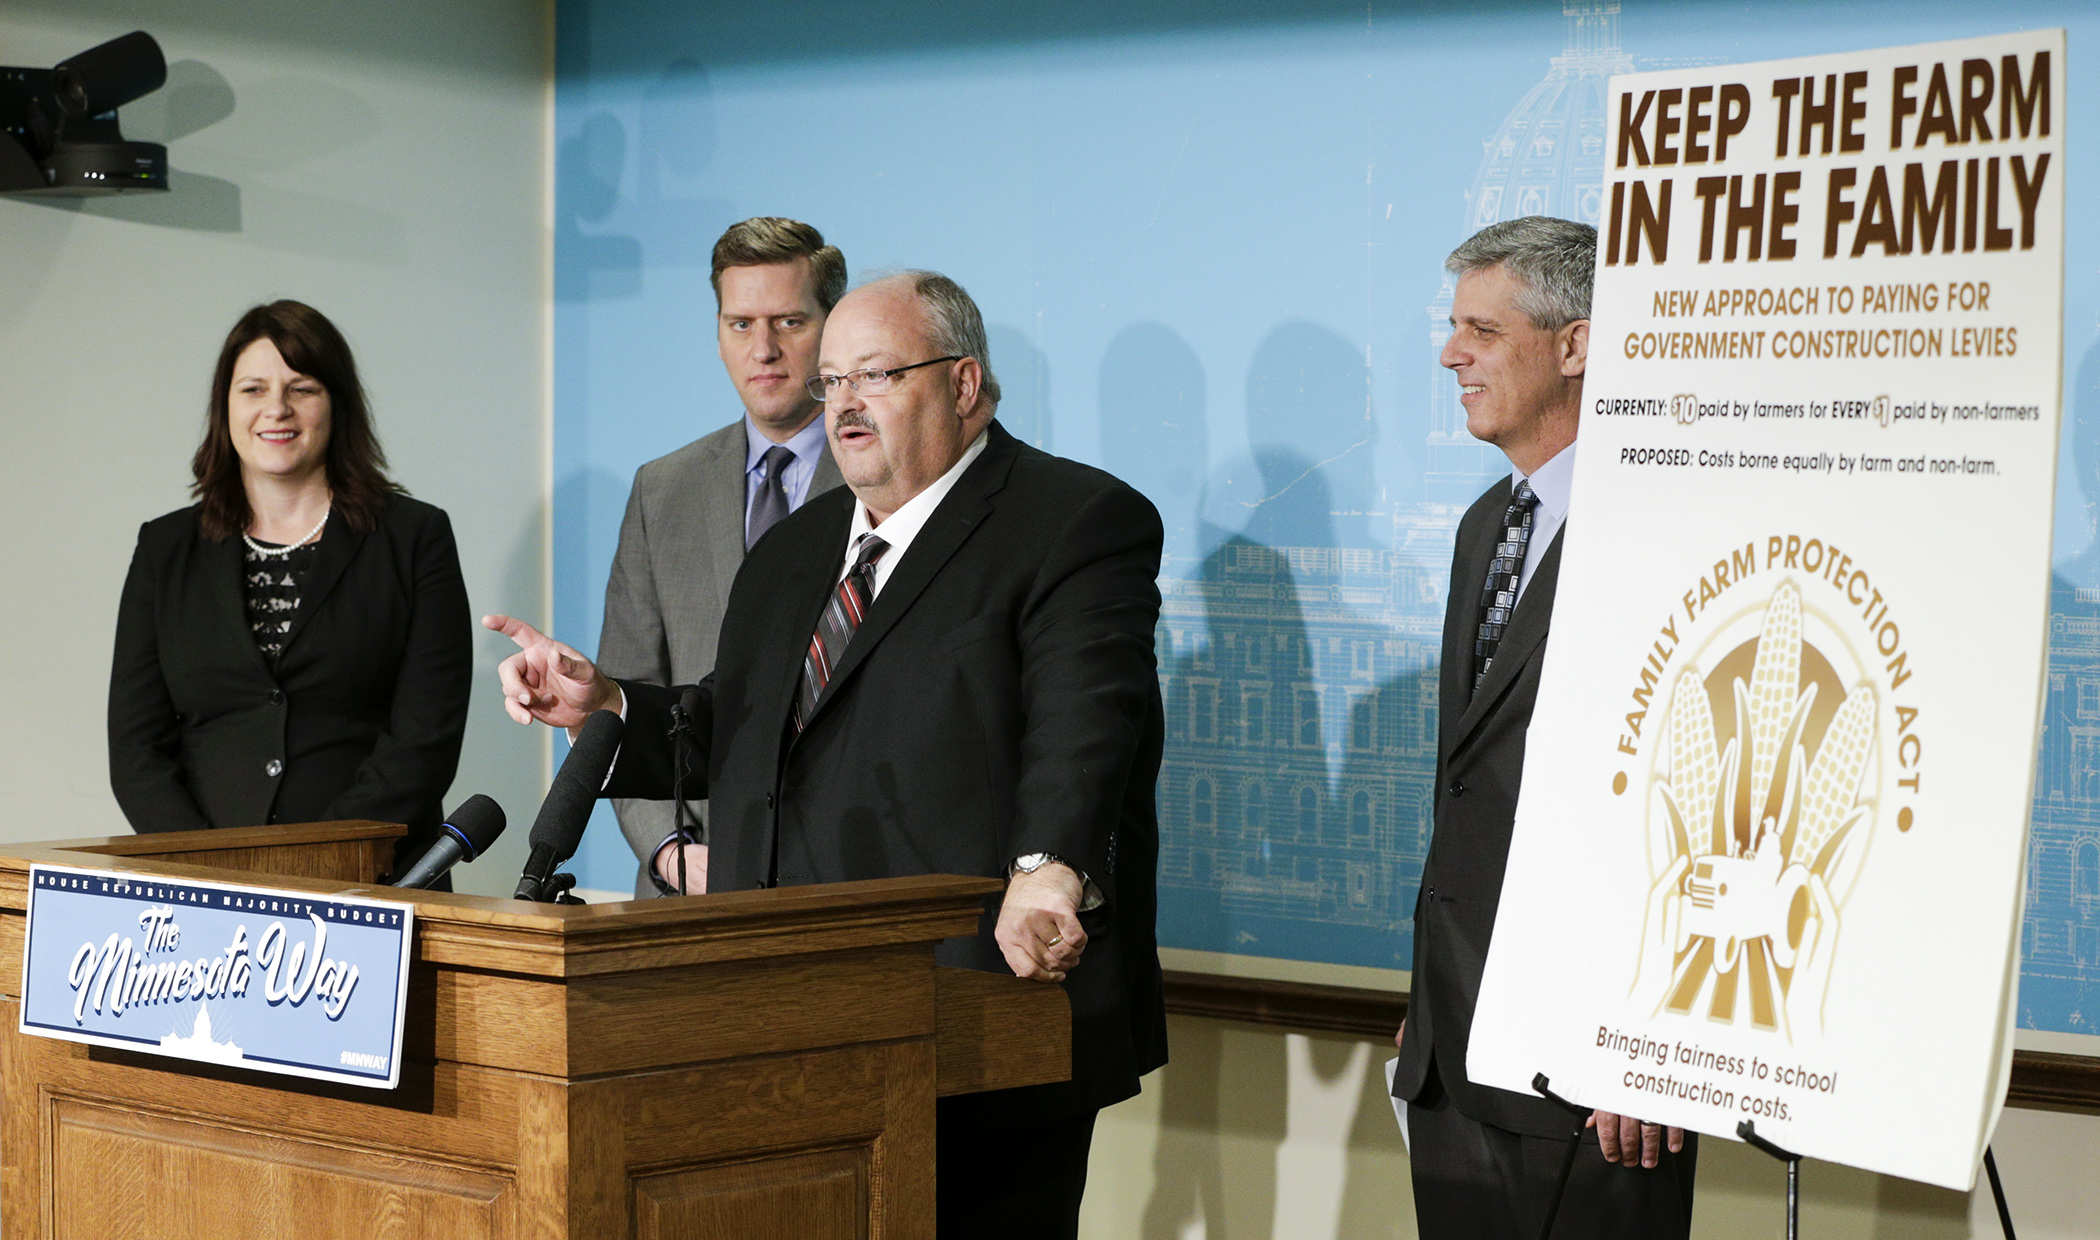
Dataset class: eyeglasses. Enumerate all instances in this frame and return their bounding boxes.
[805,356,960,402]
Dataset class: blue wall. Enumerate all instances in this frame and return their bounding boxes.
[554,0,2100,1034]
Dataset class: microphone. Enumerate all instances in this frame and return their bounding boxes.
[513,709,625,902]
[391,794,507,889]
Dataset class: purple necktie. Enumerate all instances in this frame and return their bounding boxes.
[747,445,795,550]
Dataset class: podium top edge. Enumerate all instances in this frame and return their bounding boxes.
[0,840,1003,935]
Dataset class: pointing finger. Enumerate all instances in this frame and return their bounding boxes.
[482,614,547,650]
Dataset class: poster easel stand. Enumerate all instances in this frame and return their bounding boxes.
[1536,1079,2018,1238]
[1981,1147,2019,1240]
[1735,1123,2019,1240]
[1529,1073,1595,1240]
[1737,1120,1803,1240]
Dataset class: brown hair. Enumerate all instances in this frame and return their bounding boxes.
[710,217,847,309]
[192,300,403,540]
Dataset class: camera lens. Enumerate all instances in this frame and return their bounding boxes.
[53,31,165,120]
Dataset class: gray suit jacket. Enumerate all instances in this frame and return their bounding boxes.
[596,417,844,895]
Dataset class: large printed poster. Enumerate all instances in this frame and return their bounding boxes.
[1467,30,2066,1189]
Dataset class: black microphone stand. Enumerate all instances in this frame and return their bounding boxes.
[667,694,701,896]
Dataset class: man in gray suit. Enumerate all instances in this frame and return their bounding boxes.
[597,217,848,895]
[1392,217,1695,1237]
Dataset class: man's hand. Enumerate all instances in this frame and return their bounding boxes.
[1393,1018,1406,1051]
[484,615,621,728]
[1588,1110,1684,1168]
[650,839,709,895]
[994,861,1087,982]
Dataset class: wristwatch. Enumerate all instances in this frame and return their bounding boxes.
[1010,852,1065,876]
[1008,852,1105,911]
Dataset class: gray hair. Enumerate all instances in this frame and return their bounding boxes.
[865,269,1002,407]
[1445,216,1597,331]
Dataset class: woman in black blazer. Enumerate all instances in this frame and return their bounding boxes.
[108,301,472,877]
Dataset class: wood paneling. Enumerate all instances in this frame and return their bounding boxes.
[633,1147,868,1240]
[878,1041,938,1237]
[50,1097,512,1240]
[617,1046,891,1169]
[933,965,1070,1096]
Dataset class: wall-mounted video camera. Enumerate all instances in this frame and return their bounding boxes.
[1,31,168,195]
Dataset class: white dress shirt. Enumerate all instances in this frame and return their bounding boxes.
[1511,441,1575,604]
[835,429,990,596]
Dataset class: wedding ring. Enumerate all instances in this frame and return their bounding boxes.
[1046,934,1063,947]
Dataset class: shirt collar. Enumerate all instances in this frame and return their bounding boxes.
[1514,440,1576,523]
[744,413,828,474]
[845,429,991,565]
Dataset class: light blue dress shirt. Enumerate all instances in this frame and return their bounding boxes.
[742,414,829,540]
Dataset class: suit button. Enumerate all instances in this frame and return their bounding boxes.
[766,793,776,809]
[268,690,284,705]
[1447,778,1465,797]
[1426,885,1436,900]
[265,759,283,778]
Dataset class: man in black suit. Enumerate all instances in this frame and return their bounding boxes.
[1390,217,1696,1237]
[487,270,1167,1239]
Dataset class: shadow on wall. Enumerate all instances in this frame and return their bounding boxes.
[1242,319,1377,551]
[1100,322,1204,564]
[557,58,745,302]
[1134,1022,1414,1239]
[989,325,1052,453]
[557,112,641,301]
[631,58,734,269]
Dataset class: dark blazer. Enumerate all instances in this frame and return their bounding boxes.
[597,418,844,895]
[1392,475,1571,1140]
[107,494,473,870]
[606,422,1170,1118]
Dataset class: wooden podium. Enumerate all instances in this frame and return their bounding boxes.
[0,822,1070,1239]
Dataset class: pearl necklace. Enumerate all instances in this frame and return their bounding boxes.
[244,507,330,559]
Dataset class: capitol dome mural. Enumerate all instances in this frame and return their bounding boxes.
[1425,2,1631,496]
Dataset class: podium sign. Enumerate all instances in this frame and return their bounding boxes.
[19,864,415,1089]
[1466,29,2065,1189]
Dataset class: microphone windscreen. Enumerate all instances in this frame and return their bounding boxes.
[677,686,704,721]
[524,709,625,858]
[443,793,507,860]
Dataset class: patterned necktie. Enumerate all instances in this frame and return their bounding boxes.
[794,533,890,732]
[746,445,795,550]
[1473,480,1539,695]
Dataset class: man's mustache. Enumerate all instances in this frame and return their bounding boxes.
[832,412,877,435]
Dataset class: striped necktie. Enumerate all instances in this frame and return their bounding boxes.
[1473,480,1539,695]
[795,533,890,732]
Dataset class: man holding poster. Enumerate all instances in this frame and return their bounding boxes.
[1392,216,1698,1238]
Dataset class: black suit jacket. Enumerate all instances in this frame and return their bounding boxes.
[606,422,1170,1118]
[107,494,473,869]
[1392,475,1571,1139]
